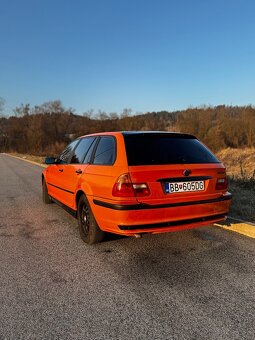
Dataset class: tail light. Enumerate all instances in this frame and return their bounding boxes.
[133,183,150,197]
[112,173,150,197]
[215,177,228,190]
[112,174,134,197]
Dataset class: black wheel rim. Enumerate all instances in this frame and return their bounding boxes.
[81,203,90,236]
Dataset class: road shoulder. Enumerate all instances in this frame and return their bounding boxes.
[214,217,255,239]
[2,153,46,168]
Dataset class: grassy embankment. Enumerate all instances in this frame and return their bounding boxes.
[9,148,255,223]
[217,148,255,223]
[9,153,45,165]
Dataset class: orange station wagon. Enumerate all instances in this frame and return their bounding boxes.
[42,131,232,244]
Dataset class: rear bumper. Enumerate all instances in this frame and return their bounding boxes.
[90,193,232,235]
[118,213,227,231]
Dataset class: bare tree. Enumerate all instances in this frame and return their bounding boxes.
[120,108,132,118]
[0,97,5,117]
[13,104,30,117]
[83,109,94,119]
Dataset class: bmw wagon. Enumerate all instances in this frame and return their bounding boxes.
[42,131,232,244]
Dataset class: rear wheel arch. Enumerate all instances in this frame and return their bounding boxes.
[76,190,85,210]
[77,194,104,244]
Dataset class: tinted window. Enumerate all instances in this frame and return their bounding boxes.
[92,137,115,165]
[59,140,79,164]
[70,137,96,164]
[123,134,219,166]
[83,138,97,164]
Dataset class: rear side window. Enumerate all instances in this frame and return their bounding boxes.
[70,137,96,164]
[59,140,79,164]
[92,137,116,165]
[83,138,97,164]
[123,134,219,166]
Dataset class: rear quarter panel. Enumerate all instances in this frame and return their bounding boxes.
[79,133,135,202]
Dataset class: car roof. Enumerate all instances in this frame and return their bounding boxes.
[78,131,196,139]
[121,131,196,138]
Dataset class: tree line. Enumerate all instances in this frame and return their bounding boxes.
[0,100,254,155]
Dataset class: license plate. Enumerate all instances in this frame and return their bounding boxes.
[165,181,205,193]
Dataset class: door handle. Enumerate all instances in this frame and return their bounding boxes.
[76,169,82,174]
[58,169,64,172]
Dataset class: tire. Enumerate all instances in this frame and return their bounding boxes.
[42,179,52,204]
[77,195,104,244]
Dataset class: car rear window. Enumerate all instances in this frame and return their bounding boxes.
[123,133,220,165]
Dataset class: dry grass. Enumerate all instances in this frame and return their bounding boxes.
[216,147,255,178]
[228,179,255,223]
[216,148,255,223]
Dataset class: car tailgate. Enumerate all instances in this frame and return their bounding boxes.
[128,163,227,205]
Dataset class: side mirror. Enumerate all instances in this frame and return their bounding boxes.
[45,157,56,165]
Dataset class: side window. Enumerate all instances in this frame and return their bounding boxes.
[83,138,97,164]
[59,140,79,164]
[70,137,96,164]
[92,137,116,165]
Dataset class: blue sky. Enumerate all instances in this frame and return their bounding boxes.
[1,0,255,114]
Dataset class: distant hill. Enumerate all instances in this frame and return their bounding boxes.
[0,103,255,154]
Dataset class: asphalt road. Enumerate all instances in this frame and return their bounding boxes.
[0,154,255,340]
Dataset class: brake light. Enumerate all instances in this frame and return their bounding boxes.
[112,174,134,197]
[112,174,150,197]
[215,177,228,190]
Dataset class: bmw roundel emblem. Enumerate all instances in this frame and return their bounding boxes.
[183,169,191,177]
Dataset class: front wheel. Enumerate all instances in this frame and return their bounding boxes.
[77,195,104,244]
[42,179,52,204]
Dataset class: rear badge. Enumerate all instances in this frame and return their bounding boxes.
[183,169,191,177]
